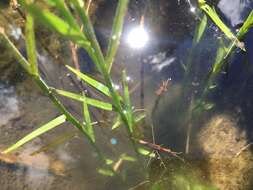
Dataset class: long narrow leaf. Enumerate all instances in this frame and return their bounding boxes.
[54,88,113,111]
[106,0,129,72]
[198,0,245,51]
[112,115,122,130]
[25,7,38,76]
[21,2,89,47]
[212,40,228,75]
[47,0,81,31]
[66,65,111,97]
[2,115,66,154]
[193,14,207,44]
[134,112,146,124]
[31,131,77,156]
[0,29,32,74]
[237,10,253,39]
[82,92,95,142]
[122,70,133,133]
[70,0,135,150]
[97,168,115,177]
[70,0,105,70]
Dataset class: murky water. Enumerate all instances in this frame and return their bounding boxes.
[1,0,253,190]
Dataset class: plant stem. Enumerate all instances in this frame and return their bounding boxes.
[34,76,106,162]
[0,30,32,74]
[73,1,138,152]
[0,31,106,163]
[106,0,129,72]
[25,8,38,76]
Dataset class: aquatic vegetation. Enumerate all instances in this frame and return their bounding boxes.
[0,0,253,189]
[0,0,142,176]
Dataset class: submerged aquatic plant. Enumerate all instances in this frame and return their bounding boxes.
[173,0,253,156]
[0,0,146,177]
[0,0,252,189]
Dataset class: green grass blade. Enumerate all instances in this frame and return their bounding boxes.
[212,41,228,75]
[30,131,77,156]
[193,14,207,45]
[97,168,115,177]
[198,0,244,51]
[46,0,81,32]
[122,70,133,133]
[120,154,136,162]
[112,115,122,130]
[137,148,156,158]
[70,0,105,65]
[25,5,38,76]
[54,88,113,111]
[134,112,146,123]
[66,65,111,97]
[0,30,32,74]
[106,0,129,72]
[198,0,234,39]
[70,0,135,150]
[111,110,145,130]
[22,2,89,47]
[237,11,253,39]
[2,115,66,154]
[82,92,95,142]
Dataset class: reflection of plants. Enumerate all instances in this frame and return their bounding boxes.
[0,0,148,176]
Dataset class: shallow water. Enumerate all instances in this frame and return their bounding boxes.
[0,1,253,190]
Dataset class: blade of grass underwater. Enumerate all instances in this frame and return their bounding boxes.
[209,11,253,80]
[97,168,115,177]
[212,40,228,75]
[46,0,81,32]
[25,6,38,76]
[134,112,146,123]
[106,0,129,72]
[0,29,32,74]
[30,131,77,156]
[54,88,113,111]
[122,70,134,133]
[198,0,245,51]
[70,0,105,69]
[82,92,95,142]
[2,115,66,154]
[120,154,136,162]
[193,14,207,45]
[70,0,136,152]
[111,110,144,130]
[66,65,111,97]
[21,2,89,48]
[137,148,156,158]
[112,115,122,130]
[237,10,253,39]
